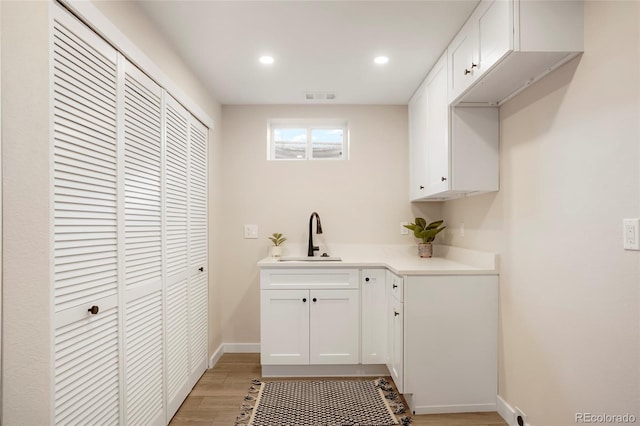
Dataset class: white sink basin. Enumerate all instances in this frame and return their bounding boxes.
[278,256,342,262]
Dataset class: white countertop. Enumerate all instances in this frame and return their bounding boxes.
[257,244,498,276]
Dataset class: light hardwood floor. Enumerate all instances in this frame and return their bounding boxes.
[170,353,507,426]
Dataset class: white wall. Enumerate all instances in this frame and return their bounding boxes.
[1,2,54,423]
[219,105,441,344]
[441,2,640,424]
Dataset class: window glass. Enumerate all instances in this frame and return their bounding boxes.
[269,120,348,160]
[273,128,307,159]
[312,128,344,159]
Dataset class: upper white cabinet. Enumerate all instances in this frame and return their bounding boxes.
[410,52,499,201]
[449,0,584,106]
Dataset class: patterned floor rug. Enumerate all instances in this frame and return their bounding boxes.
[235,378,410,426]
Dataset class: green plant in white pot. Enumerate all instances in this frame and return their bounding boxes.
[268,232,287,257]
[404,218,446,258]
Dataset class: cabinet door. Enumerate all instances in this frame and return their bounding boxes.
[448,21,478,103]
[425,54,450,196]
[409,81,428,200]
[52,15,121,424]
[261,289,310,365]
[310,289,360,364]
[477,0,513,75]
[361,269,387,364]
[122,60,165,426]
[390,298,404,393]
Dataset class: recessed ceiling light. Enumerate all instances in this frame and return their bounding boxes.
[374,56,389,65]
[259,56,274,65]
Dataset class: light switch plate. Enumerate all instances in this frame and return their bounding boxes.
[623,218,640,250]
[400,222,409,235]
[244,224,258,239]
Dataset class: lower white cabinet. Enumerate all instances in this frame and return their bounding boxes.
[361,269,388,364]
[402,275,498,414]
[260,288,359,365]
[386,271,405,392]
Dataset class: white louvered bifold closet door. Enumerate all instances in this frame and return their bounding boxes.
[188,120,208,377]
[122,61,165,426]
[165,95,192,419]
[51,6,209,424]
[52,12,120,425]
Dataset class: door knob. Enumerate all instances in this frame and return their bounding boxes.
[88,305,99,315]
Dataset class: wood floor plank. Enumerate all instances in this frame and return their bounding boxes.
[170,353,507,426]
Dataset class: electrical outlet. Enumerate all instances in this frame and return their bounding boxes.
[515,407,527,426]
[244,224,258,239]
[623,218,640,250]
[400,222,409,235]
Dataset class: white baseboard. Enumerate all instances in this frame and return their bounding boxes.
[497,395,516,426]
[209,342,261,368]
[224,342,260,353]
[411,402,496,415]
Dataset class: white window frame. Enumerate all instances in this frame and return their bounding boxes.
[268,119,349,161]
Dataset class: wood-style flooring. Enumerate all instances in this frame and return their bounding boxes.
[170,353,507,426]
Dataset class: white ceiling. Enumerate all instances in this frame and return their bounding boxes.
[135,0,480,105]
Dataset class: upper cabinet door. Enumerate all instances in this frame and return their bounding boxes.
[477,0,513,76]
[408,81,428,200]
[425,55,449,196]
[448,21,478,103]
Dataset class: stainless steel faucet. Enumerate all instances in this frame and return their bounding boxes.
[307,212,323,257]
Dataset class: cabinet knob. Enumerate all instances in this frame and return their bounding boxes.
[464,68,471,75]
[394,310,399,317]
[471,62,478,69]
[392,284,398,289]
[312,298,317,303]
[441,176,447,182]
[88,305,99,315]
[302,298,307,303]
[419,185,424,190]
[198,267,204,272]
[365,277,370,282]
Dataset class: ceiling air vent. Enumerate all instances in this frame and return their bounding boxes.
[304,92,336,102]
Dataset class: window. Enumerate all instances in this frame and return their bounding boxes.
[269,119,348,160]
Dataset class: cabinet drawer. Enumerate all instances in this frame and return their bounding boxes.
[260,268,359,290]
[388,271,404,301]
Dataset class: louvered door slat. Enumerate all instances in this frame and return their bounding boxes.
[166,278,189,401]
[125,291,163,425]
[53,17,118,314]
[188,119,208,374]
[54,306,119,425]
[124,69,162,290]
[122,61,165,426]
[165,98,189,280]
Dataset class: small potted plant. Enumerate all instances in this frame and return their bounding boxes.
[403,218,446,258]
[268,232,287,257]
